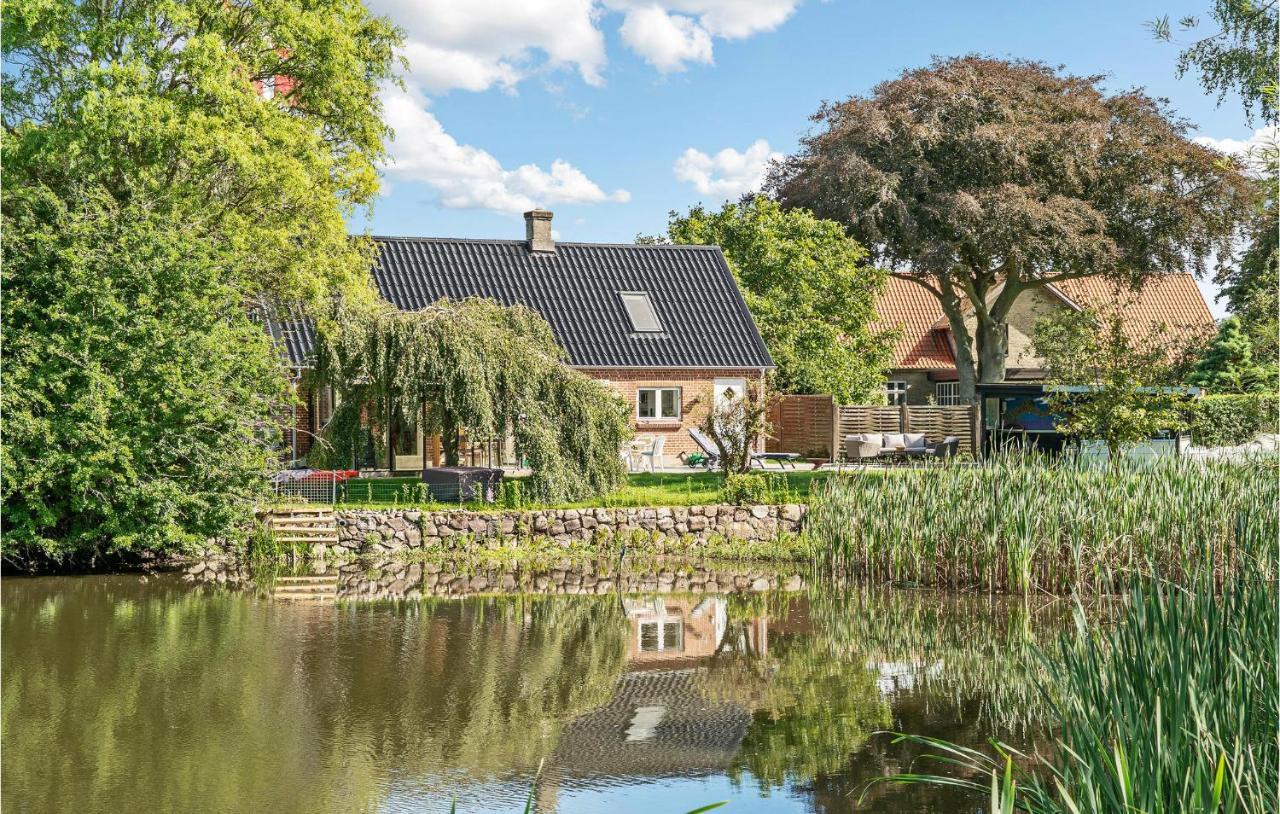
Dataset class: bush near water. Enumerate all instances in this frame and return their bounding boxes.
[808,452,1278,593]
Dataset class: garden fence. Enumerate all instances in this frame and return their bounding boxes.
[767,395,978,460]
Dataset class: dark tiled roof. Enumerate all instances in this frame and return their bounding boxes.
[253,302,315,370]
[552,669,752,779]
[269,238,773,370]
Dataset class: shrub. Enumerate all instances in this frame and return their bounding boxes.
[721,473,769,505]
[1187,392,1279,447]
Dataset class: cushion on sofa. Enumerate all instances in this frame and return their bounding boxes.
[882,433,906,449]
[904,433,926,449]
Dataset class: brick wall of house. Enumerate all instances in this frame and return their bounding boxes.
[577,367,768,465]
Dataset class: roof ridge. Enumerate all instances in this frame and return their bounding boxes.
[366,235,721,251]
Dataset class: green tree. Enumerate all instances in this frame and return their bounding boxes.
[769,56,1251,403]
[3,0,401,305]
[658,197,892,403]
[3,0,400,567]
[1033,307,1189,463]
[311,298,631,503]
[1216,142,1279,385]
[1190,316,1271,392]
[1153,0,1279,124]
[2,191,288,569]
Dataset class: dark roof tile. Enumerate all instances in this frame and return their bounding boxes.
[270,237,773,370]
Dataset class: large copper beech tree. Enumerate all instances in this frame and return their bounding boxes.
[768,56,1252,402]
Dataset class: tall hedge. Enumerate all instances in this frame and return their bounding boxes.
[1186,393,1279,447]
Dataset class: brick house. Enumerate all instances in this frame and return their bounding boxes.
[269,210,773,470]
[871,275,1216,405]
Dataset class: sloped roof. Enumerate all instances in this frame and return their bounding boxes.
[871,277,956,370]
[269,237,773,370]
[874,274,1215,370]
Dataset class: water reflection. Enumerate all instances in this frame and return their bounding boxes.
[3,565,1073,813]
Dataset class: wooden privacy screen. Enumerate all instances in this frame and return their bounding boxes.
[766,394,836,459]
[767,402,978,459]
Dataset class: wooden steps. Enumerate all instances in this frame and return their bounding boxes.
[262,506,339,551]
[272,573,340,603]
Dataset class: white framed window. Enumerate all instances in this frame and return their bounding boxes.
[638,387,681,420]
[620,291,663,332]
[885,380,908,406]
[935,381,962,406]
[639,621,684,652]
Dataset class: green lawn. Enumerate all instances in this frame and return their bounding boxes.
[324,469,839,510]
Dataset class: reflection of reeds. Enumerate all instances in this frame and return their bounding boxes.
[883,571,1279,813]
[808,451,1278,593]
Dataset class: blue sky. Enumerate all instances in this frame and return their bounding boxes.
[359,1,1269,313]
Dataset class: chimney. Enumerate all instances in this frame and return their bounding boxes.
[524,209,554,253]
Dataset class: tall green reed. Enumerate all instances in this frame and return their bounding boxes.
[808,450,1278,593]
[877,568,1279,813]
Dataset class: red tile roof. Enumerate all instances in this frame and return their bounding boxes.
[873,274,1215,370]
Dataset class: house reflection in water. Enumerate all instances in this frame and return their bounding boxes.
[539,596,770,804]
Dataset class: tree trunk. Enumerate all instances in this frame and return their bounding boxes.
[441,414,460,467]
[976,317,1009,384]
[936,277,980,404]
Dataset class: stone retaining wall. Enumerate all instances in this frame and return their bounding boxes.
[332,504,807,559]
[185,557,808,600]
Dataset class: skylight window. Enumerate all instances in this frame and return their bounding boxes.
[620,292,663,333]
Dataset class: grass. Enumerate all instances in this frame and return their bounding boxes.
[807,451,1278,593]
[879,568,1279,813]
[327,469,835,510]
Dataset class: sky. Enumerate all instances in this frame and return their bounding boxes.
[357,0,1274,316]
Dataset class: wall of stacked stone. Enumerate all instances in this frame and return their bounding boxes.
[337,559,807,601]
[333,504,808,558]
[183,557,808,600]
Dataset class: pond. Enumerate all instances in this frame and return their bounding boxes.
[3,561,1079,813]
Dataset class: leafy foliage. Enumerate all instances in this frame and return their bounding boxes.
[2,0,401,306]
[769,56,1251,400]
[2,0,400,569]
[2,190,287,570]
[658,197,892,402]
[1187,393,1280,446]
[1153,0,1279,123]
[720,473,770,505]
[311,298,631,503]
[1190,316,1273,392]
[700,388,772,476]
[1033,307,1192,460]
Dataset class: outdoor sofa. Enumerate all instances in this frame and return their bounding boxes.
[844,433,960,463]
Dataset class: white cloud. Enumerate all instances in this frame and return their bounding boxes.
[618,7,713,72]
[609,1,800,72]
[382,89,629,213]
[370,0,607,94]
[374,1,802,90]
[366,2,800,214]
[1193,126,1278,156]
[673,139,783,198]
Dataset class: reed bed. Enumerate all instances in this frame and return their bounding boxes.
[884,570,1279,813]
[807,451,1278,593]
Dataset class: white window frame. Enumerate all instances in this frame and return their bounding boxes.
[935,381,962,406]
[637,387,681,420]
[884,380,908,406]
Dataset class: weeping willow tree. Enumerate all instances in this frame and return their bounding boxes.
[310,298,631,502]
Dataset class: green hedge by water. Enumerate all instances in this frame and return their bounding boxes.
[808,452,1278,593]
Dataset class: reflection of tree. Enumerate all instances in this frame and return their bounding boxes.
[2,577,628,813]
[708,631,891,789]
[699,587,1077,799]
